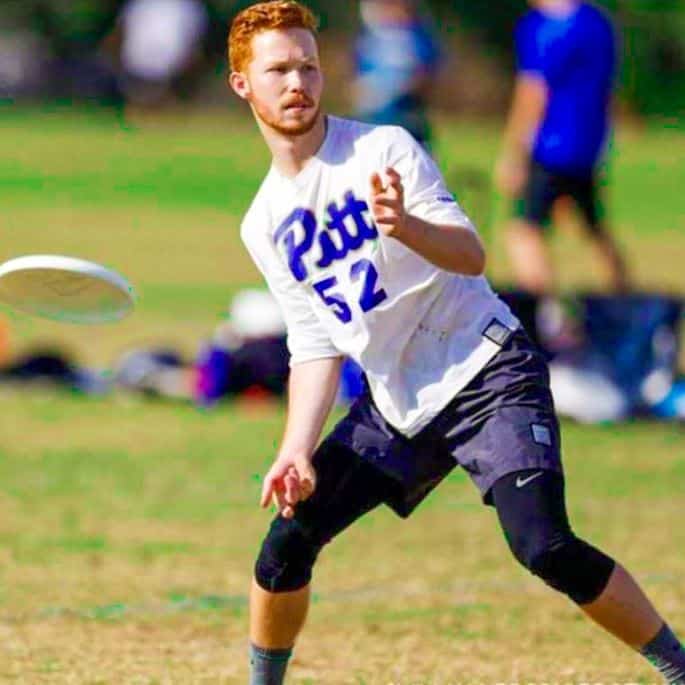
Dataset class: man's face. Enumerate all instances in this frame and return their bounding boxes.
[360,0,413,26]
[528,0,573,8]
[232,28,323,137]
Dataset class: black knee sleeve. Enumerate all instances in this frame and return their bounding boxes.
[525,536,616,605]
[492,470,616,606]
[254,516,322,593]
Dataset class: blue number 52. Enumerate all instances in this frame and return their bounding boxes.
[313,259,387,323]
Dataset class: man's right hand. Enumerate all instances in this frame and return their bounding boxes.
[260,452,317,519]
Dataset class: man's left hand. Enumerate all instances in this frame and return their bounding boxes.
[370,167,406,239]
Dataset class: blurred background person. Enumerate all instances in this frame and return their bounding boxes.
[116,0,210,107]
[495,0,629,296]
[353,0,441,149]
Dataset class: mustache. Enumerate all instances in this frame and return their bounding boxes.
[283,95,314,108]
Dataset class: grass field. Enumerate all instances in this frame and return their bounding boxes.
[0,107,683,684]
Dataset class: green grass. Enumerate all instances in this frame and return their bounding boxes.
[0,108,683,683]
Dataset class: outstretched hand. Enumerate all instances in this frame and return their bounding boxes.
[260,453,316,519]
[369,167,406,238]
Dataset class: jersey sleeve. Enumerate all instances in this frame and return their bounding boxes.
[383,127,476,231]
[241,222,341,367]
[515,16,543,75]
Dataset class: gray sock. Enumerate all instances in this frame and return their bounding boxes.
[249,643,292,685]
[640,624,685,685]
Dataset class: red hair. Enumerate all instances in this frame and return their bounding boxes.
[229,1,319,73]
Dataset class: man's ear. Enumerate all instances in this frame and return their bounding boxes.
[229,71,251,100]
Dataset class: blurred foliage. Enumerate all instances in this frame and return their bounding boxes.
[609,2,685,118]
[1,0,682,118]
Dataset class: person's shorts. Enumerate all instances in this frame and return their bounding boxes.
[514,161,605,232]
[312,324,563,519]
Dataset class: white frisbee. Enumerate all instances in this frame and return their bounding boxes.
[0,255,135,324]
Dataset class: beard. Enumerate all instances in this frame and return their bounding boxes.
[251,97,322,137]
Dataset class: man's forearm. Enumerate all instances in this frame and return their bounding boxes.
[501,75,547,160]
[393,215,486,276]
[279,356,343,459]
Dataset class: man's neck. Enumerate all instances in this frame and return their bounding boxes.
[260,114,327,179]
[535,0,578,17]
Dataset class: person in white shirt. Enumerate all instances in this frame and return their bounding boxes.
[118,0,208,104]
[228,3,685,684]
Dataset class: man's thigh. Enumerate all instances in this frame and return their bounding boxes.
[565,174,604,232]
[514,162,560,228]
[434,328,564,504]
[291,439,393,548]
[325,394,456,519]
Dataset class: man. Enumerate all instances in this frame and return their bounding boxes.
[495,0,629,295]
[228,3,685,683]
[353,0,441,148]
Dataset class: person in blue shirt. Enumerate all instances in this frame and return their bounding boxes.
[495,0,629,295]
[353,0,441,148]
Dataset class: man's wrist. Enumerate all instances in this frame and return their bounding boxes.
[393,213,422,243]
[500,145,530,166]
[277,445,313,462]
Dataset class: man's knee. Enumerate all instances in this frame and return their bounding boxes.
[511,533,616,605]
[254,516,322,593]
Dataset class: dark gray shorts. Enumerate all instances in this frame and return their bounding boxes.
[514,161,604,231]
[322,325,563,517]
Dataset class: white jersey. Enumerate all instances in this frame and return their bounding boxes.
[241,116,519,436]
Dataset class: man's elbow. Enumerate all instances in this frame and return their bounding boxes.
[459,236,486,276]
[464,251,486,276]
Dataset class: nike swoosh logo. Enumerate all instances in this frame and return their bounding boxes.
[516,471,544,488]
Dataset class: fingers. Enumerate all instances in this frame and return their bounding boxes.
[370,169,403,211]
[283,467,301,507]
[261,459,316,519]
[266,473,296,519]
[281,505,295,519]
[370,168,402,195]
[260,476,275,509]
[279,469,299,519]
[271,487,288,515]
[260,460,289,508]
[372,196,401,209]
[295,459,316,500]
[385,167,402,188]
[370,172,384,195]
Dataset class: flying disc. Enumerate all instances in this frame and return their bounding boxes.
[0,255,135,324]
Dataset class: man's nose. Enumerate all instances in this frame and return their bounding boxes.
[286,68,307,90]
